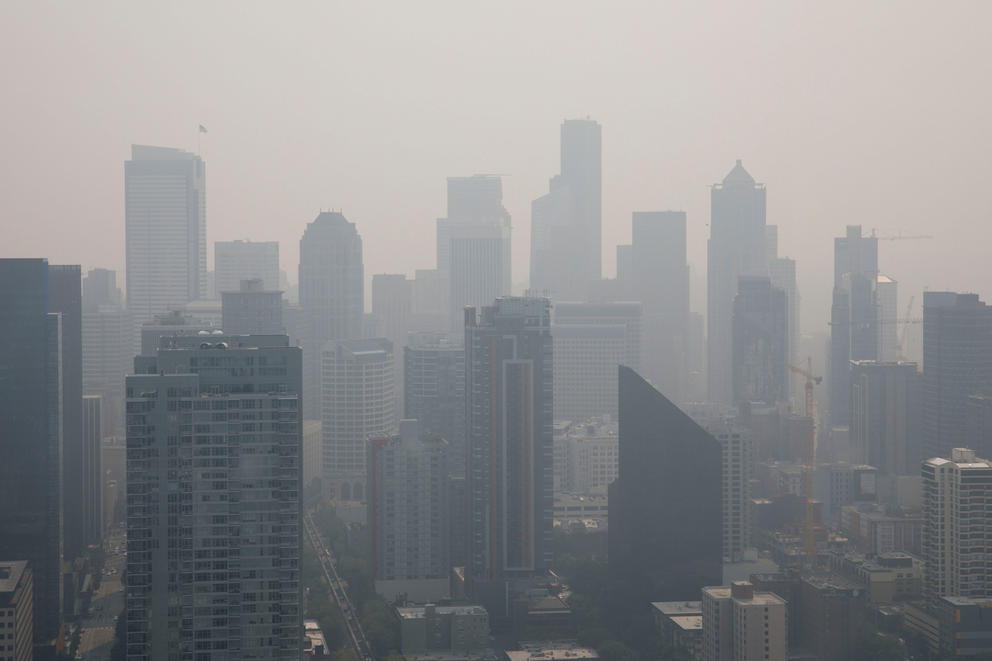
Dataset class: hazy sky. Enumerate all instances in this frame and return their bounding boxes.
[3,1,990,334]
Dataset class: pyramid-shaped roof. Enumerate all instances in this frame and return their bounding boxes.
[722,159,756,186]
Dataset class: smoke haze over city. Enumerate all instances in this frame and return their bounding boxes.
[4,1,991,333]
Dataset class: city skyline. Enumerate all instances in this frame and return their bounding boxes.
[3,3,986,336]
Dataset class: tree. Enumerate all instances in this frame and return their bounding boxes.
[597,641,639,661]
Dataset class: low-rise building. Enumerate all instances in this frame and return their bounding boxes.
[827,551,922,603]
[838,503,923,555]
[553,418,618,496]
[553,493,608,530]
[651,601,703,659]
[397,604,490,656]
[303,619,329,659]
[505,641,599,661]
[0,561,32,661]
[701,582,787,661]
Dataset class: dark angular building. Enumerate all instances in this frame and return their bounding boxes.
[732,275,788,406]
[0,258,64,641]
[922,292,992,460]
[609,366,722,602]
[49,264,84,561]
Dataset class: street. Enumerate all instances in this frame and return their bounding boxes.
[78,528,125,660]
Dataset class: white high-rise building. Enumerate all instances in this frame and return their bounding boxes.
[214,240,280,296]
[702,582,787,661]
[436,176,511,331]
[125,145,206,340]
[922,448,992,607]
[321,338,395,501]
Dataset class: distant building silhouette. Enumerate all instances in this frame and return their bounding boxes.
[126,334,302,660]
[299,211,364,418]
[322,338,395,501]
[0,258,64,641]
[404,332,466,477]
[125,145,207,340]
[707,160,767,405]
[82,268,130,437]
[530,119,602,300]
[438,176,512,331]
[922,292,992,460]
[732,276,788,406]
[221,278,283,335]
[828,225,879,428]
[213,239,279,296]
[609,366,722,601]
[465,298,553,586]
[552,301,641,421]
[368,420,451,602]
[850,361,922,478]
[631,211,689,401]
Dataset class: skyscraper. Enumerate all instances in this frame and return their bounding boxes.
[213,239,280,296]
[731,276,788,406]
[922,292,992,460]
[530,119,602,299]
[465,298,553,585]
[850,361,922,478]
[609,366,722,601]
[631,211,689,401]
[125,334,302,660]
[922,448,992,607]
[436,176,512,330]
[82,268,130,437]
[766,226,800,403]
[552,301,642,421]
[404,332,466,477]
[829,225,879,426]
[221,278,284,335]
[299,211,364,418]
[321,338,395,501]
[707,161,767,405]
[368,420,450,599]
[49,264,84,561]
[125,145,207,336]
[82,395,103,549]
[0,259,63,641]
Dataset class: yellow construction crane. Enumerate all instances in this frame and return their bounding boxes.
[787,358,822,565]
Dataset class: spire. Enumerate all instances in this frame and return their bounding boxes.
[722,159,756,186]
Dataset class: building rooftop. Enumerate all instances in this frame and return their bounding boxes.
[396,604,488,620]
[506,642,599,661]
[0,561,28,595]
[650,601,702,617]
[669,615,703,632]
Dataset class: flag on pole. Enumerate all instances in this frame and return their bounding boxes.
[198,124,208,133]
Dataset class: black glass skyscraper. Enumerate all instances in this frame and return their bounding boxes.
[0,258,64,641]
[609,366,722,601]
[49,264,83,561]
